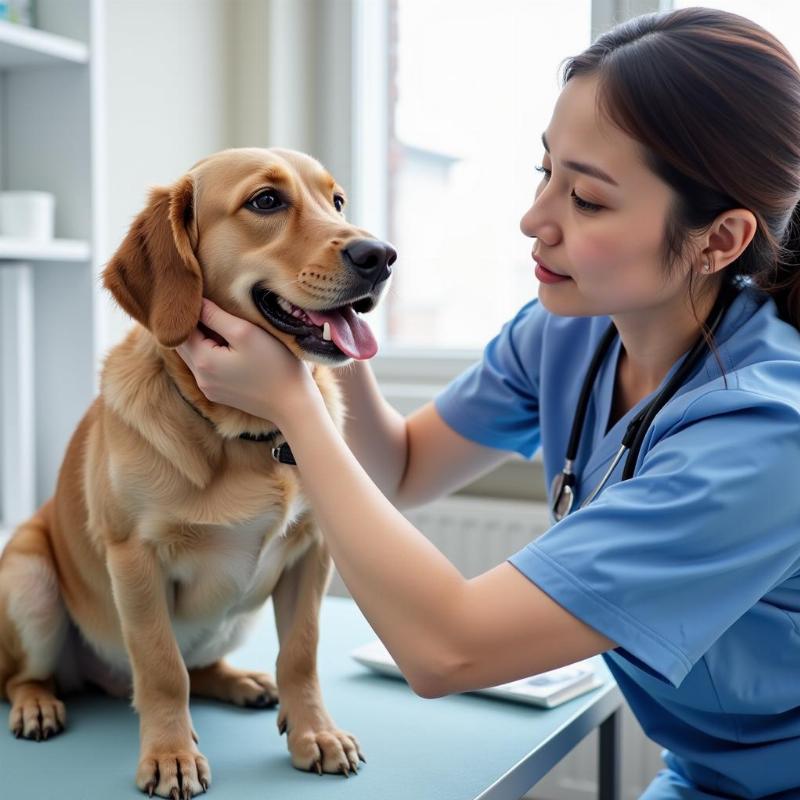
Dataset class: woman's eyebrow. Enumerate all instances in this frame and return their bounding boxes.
[541,132,619,187]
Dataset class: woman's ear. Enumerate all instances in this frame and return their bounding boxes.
[102,174,202,347]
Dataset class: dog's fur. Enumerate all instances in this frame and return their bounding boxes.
[0,148,393,797]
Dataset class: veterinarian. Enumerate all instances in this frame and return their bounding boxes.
[178,8,800,799]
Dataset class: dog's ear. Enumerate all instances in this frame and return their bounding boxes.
[103,175,202,347]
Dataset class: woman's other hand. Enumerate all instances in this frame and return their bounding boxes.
[176,298,318,425]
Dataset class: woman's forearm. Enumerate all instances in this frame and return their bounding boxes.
[335,360,409,504]
[280,390,468,697]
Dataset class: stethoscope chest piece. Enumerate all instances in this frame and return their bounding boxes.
[550,468,576,522]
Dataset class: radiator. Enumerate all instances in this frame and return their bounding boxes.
[328,494,664,800]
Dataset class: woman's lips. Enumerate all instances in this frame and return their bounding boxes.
[534,260,571,284]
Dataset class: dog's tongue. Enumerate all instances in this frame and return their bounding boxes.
[305,306,378,360]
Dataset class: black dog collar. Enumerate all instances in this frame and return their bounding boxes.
[174,385,296,465]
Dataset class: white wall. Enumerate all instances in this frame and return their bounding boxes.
[99,0,236,353]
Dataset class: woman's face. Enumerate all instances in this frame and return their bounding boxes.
[520,74,692,317]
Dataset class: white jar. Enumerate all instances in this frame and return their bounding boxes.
[0,191,55,241]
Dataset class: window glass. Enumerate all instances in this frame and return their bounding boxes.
[387,0,592,348]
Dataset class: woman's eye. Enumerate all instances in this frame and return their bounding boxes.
[571,190,602,212]
[248,190,285,212]
[333,194,345,212]
[534,165,602,213]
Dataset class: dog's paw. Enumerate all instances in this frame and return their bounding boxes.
[280,713,364,777]
[224,668,279,709]
[190,662,279,709]
[136,744,211,798]
[8,686,66,741]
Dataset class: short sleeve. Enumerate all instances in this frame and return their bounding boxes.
[433,297,544,459]
[508,389,800,688]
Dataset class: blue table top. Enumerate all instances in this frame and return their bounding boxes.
[1,596,621,799]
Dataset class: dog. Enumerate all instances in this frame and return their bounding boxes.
[0,147,396,797]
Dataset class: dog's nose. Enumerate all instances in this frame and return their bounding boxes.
[342,239,397,284]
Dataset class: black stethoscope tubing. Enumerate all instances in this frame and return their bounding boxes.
[550,279,739,522]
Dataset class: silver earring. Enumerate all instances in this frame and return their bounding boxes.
[702,262,711,273]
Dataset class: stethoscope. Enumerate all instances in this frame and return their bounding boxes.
[550,279,740,523]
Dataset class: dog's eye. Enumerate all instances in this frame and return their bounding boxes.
[248,190,285,212]
[333,194,345,213]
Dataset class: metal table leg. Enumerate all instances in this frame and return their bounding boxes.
[598,708,621,800]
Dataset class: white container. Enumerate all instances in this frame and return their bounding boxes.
[0,191,55,241]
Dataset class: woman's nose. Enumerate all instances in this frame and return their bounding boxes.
[519,198,559,243]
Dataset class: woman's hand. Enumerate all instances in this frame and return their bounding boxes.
[176,298,319,426]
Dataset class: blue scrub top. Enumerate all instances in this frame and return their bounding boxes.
[434,282,800,800]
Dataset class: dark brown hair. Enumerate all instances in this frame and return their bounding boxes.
[560,7,800,340]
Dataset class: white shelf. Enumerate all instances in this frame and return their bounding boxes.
[0,20,88,68]
[0,237,90,261]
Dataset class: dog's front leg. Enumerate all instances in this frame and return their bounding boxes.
[271,525,364,776]
[106,538,211,798]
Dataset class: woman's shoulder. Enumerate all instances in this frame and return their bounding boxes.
[718,283,800,403]
[638,285,800,443]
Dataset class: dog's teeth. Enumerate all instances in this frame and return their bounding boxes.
[277,297,293,313]
[322,322,331,341]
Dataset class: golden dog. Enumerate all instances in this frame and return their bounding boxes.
[0,147,395,797]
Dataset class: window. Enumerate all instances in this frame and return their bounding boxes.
[384,0,592,351]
